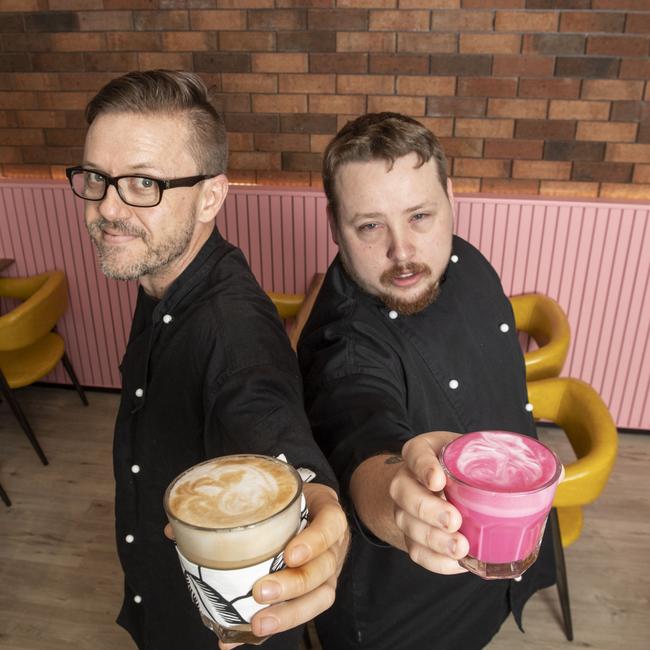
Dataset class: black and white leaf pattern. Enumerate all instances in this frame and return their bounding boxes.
[270,551,286,574]
[184,571,248,626]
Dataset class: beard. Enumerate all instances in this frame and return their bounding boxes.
[340,254,441,316]
[86,215,195,281]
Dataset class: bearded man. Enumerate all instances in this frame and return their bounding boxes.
[67,70,347,650]
[298,113,556,649]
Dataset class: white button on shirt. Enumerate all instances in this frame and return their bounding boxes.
[451,254,459,263]
[162,314,173,324]
[449,379,459,390]
[131,464,140,474]
[525,402,534,412]
[135,388,144,398]
[134,595,142,604]
[388,310,398,320]
[125,534,134,544]
[500,323,510,333]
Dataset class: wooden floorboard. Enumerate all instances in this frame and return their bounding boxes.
[1,386,649,649]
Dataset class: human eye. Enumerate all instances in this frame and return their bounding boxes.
[129,176,157,194]
[84,171,105,186]
[411,212,429,222]
[358,222,379,233]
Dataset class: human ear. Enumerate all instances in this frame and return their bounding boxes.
[197,174,228,224]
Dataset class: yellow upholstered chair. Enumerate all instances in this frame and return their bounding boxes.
[528,377,618,640]
[0,271,88,466]
[510,293,570,381]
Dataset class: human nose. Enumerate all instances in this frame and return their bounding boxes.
[98,183,128,221]
[387,226,415,263]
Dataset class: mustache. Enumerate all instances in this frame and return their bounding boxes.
[87,216,147,240]
[380,262,431,286]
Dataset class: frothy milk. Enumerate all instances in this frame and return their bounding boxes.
[441,431,561,577]
[165,455,302,569]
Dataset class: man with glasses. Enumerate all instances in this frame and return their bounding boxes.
[67,70,347,650]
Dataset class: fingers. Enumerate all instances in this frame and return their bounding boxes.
[163,523,175,541]
[249,579,336,638]
[404,538,469,576]
[402,431,461,492]
[283,483,348,568]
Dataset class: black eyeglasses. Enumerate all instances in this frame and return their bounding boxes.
[65,166,212,208]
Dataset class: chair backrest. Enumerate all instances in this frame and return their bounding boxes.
[510,293,571,381]
[0,271,68,352]
[527,377,618,508]
[267,291,305,320]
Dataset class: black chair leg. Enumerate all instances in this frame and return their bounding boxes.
[0,371,49,466]
[61,352,88,406]
[0,481,11,507]
[550,508,573,641]
[302,624,313,649]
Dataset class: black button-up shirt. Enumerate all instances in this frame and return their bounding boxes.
[299,236,555,650]
[114,229,336,649]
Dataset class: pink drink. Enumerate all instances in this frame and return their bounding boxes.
[440,431,561,579]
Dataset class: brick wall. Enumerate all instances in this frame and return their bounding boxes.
[0,0,649,199]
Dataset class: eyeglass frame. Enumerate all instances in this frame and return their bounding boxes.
[65,166,214,208]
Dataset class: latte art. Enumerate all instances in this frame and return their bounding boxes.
[168,457,299,529]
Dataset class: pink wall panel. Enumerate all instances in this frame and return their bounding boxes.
[1,179,649,430]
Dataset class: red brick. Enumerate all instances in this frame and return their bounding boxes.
[222,73,277,93]
[455,158,511,178]
[512,160,571,180]
[626,13,650,34]
[432,10,493,31]
[279,73,336,93]
[370,54,429,74]
[0,91,37,110]
[492,55,554,77]
[2,33,52,52]
[599,183,650,201]
[587,35,649,57]
[228,171,257,185]
[190,10,246,30]
[401,0,460,7]
[0,55,32,72]
[249,9,307,30]
[368,95,425,115]
[44,128,85,147]
[338,74,394,94]
[84,52,138,72]
[1,164,55,178]
[224,113,279,133]
[139,52,193,69]
[337,32,395,52]
[252,53,307,73]
[0,0,44,10]
[77,11,132,31]
[254,133,310,152]
[103,0,158,7]
[574,162,633,182]
[455,118,514,138]
[484,139,543,159]
[309,53,367,73]
[449,178,481,193]
[50,32,105,51]
[12,73,59,91]
[308,9,368,30]
[539,181,599,198]
[134,11,189,31]
[370,10,429,30]
[219,0,273,7]
[481,178,539,195]
[397,32,456,53]
[105,32,162,51]
[23,11,78,32]
[439,137,483,158]
[549,100,610,120]
[163,31,216,51]
[37,91,93,110]
[555,57,618,79]
[0,128,44,145]
[515,119,576,139]
[460,33,521,54]
[252,94,307,113]
[417,117,453,137]
[488,98,547,118]
[462,0,524,6]
[337,0,397,7]
[212,93,250,113]
[311,134,333,153]
[229,151,281,171]
[619,59,650,79]
[427,96,485,117]
[576,121,637,142]
[219,31,275,51]
[277,31,336,52]
[610,100,650,121]
[523,33,585,55]
[528,0,590,8]
[519,78,580,99]
[16,110,66,128]
[280,113,337,134]
[593,0,650,8]
[22,147,52,164]
[259,170,312,186]
[632,164,650,183]
[582,79,644,100]
[430,54,492,76]
[496,11,557,32]
[544,141,605,162]
[560,11,625,33]
[0,147,22,163]
[397,76,455,96]
[281,151,322,172]
[606,143,650,162]
[309,94,366,114]
[227,132,253,151]
[458,77,517,97]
